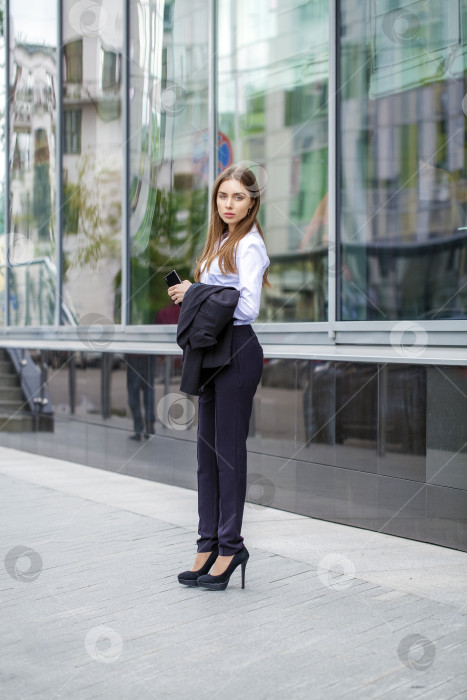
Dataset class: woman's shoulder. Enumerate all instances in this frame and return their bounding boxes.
[237,225,267,251]
[236,226,269,269]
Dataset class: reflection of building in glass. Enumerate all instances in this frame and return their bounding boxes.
[128,0,209,325]
[62,0,124,324]
[8,39,57,325]
[10,43,56,241]
[0,0,466,554]
[218,0,330,322]
[340,0,467,320]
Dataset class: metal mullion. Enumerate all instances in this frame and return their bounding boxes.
[208,0,218,198]
[121,0,130,326]
[55,0,63,326]
[5,0,10,326]
[327,0,337,338]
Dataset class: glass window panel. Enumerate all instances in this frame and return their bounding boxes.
[62,0,124,327]
[64,110,81,154]
[8,0,58,325]
[63,40,83,84]
[339,0,467,320]
[218,0,330,322]
[128,0,209,325]
[260,358,302,457]
[101,49,120,90]
[301,360,336,464]
[377,364,426,482]
[333,363,379,473]
[427,366,467,490]
[0,2,5,324]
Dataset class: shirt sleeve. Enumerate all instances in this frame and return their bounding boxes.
[234,236,268,323]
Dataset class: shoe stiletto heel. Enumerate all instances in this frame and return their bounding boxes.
[178,547,219,586]
[197,547,249,591]
[241,560,247,589]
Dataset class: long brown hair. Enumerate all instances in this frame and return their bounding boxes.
[193,164,271,287]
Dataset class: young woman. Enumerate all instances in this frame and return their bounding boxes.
[168,164,270,591]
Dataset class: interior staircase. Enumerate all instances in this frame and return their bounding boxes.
[0,349,35,432]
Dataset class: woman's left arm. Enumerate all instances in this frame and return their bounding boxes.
[235,238,268,322]
[168,280,192,305]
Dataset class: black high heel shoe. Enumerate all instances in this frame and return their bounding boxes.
[178,547,219,586]
[197,547,249,591]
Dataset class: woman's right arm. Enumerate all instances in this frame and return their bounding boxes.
[234,237,268,322]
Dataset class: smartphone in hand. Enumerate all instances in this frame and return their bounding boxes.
[164,270,182,306]
[164,270,182,287]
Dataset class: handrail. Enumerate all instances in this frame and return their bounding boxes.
[5,348,54,426]
[0,256,79,327]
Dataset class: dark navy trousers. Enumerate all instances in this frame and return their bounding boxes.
[196,324,264,556]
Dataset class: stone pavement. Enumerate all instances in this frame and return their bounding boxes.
[1,446,467,700]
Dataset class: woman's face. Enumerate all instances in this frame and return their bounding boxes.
[216,178,253,231]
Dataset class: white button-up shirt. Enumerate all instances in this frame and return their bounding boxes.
[200,224,270,325]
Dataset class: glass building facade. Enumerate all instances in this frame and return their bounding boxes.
[0,1,466,551]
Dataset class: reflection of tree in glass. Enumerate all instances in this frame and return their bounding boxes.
[66,151,121,268]
[122,185,208,325]
[63,182,80,233]
[33,128,51,240]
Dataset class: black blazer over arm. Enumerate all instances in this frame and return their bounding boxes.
[176,283,240,395]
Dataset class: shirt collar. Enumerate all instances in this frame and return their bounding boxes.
[222,223,257,240]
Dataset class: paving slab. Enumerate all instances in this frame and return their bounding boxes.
[0,446,466,700]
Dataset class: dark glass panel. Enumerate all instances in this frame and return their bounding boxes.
[427,484,467,550]
[300,360,336,466]
[377,364,426,481]
[378,476,427,540]
[259,358,302,460]
[334,469,379,529]
[334,363,378,473]
[427,366,467,489]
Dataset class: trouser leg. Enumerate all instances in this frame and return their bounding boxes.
[141,356,155,432]
[127,364,143,434]
[214,328,264,556]
[196,378,220,553]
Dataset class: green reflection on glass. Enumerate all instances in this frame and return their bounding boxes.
[218,0,330,322]
[339,0,467,321]
[0,7,4,324]
[128,0,209,325]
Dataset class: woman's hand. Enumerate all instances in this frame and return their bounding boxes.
[168,280,192,305]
